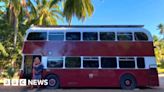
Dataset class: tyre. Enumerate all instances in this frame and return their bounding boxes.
[120,74,137,89]
[46,74,60,89]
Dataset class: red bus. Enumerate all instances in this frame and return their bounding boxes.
[20,25,159,89]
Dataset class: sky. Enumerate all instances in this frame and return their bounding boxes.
[0,0,164,38]
[59,0,164,38]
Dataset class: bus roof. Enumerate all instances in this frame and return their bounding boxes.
[27,25,149,33]
[32,25,144,28]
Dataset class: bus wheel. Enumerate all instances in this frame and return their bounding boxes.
[46,74,60,89]
[120,74,137,89]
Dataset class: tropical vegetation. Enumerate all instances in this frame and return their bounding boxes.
[0,0,94,80]
[156,23,164,73]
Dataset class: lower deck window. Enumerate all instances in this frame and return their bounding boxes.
[65,57,81,68]
[137,57,145,68]
[45,56,145,69]
[47,58,63,68]
[83,57,99,68]
[101,57,117,68]
[119,58,135,68]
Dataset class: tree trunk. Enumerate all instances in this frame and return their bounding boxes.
[13,17,18,48]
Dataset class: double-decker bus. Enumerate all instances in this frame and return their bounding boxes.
[20,25,159,89]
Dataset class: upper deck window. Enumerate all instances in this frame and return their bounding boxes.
[49,32,64,40]
[27,32,47,40]
[117,32,132,41]
[66,32,81,40]
[134,32,148,41]
[83,32,98,41]
[100,32,115,41]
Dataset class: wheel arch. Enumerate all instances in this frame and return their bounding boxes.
[119,72,138,88]
[44,73,61,88]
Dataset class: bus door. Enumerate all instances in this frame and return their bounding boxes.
[23,55,41,79]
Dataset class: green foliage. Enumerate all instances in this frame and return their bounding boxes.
[0,43,8,57]
[26,0,63,26]
[158,23,164,40]
[0,8,26,78]
[0,0,95,79]
[154,35,164,68]
[63,0,94,24]
[158,23,164,34]
[160,59,164,68]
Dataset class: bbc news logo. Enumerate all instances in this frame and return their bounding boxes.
[3,79,48,86]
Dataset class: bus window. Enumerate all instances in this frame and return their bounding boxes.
[83,57,99,68]
[117,32,132,41]
[119,57,135,68]
[47,57,63,68]
[83,32,98,41]
[101,57,117,68]
[27,32,47,40]
[49,32,64,40]
[66,32,81,40]
[134,32,148,41]
[100,32,115,41]
[137,57,145,68]
[65,57,81,68]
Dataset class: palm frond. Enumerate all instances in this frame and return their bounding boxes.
[50,0,61,8]
[63,0,94,24]
[158,24,164,34]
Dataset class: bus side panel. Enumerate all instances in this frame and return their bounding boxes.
[42,69,119,87]
[23,41,154,56]
[42,69,153,87]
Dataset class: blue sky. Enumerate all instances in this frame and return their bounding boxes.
[1,0,164,37]
[59,0,164,38]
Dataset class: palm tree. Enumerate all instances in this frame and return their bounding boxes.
[26,0,94,25]
[4,0,22,48]
[63,0,94,25]
[26,0,62,26]
[1,0,94,47]
[158,23,164,39]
